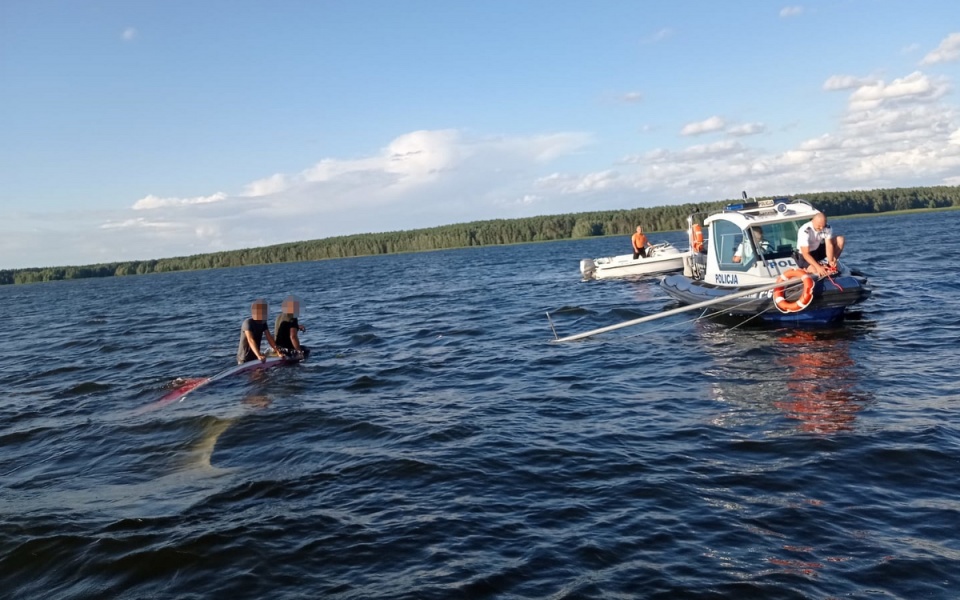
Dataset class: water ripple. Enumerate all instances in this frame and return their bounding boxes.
[1,212,960,598]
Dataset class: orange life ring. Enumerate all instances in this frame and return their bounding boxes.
[773,268,815,313]
[691,224,704,253]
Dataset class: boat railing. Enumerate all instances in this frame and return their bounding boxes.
[687,252,708,280]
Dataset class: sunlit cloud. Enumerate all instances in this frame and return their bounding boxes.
[101,217,180,230]
[823,74,878,91]
[243,174,289,197]
[121,27,137,41]
[542,63,959,205]
[920,32,960,65]
[133,192,228,210]
[681,116,726,136]
[239,129,593,204]
[847,71,948,111]
[620,91,644,104]
[8,47,960,269]
[51,129,598,266]
[728,122,766,137]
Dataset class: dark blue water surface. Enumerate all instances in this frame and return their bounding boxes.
[2,210,959,599]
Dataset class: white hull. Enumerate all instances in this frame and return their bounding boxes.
[581,243,688,280]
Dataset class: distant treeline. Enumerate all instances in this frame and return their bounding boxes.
[3,185,958,285]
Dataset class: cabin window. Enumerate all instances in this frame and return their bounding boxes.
[762,221,803,258]
[714,220,749,270]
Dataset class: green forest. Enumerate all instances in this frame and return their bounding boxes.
[3,185,958,285]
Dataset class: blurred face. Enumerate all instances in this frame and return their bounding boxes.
[282,299,300,316]
[252,302,267,320]
[636,226,643,233]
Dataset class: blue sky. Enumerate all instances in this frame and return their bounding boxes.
[2,1,959,269]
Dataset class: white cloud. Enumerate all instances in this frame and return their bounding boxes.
[121,27,137,41]
[798,134,839,152]
[677,139,746,159]
[823,74,877,91]
[545,170,621,194]
[7,56,960,269]
[921,32,960,65]
[621,91,644,104]
[512,194,541,206]
[950,129,960,145]
[847,71,948,111]
[100,217,181,231]
[132,192,228,210]
[243,174,289,197]
[728,122,766,137]
[681,116,726,136]
[779,6,803,18]
[23,130,594,267]
[538,65,960,207]
[901,43,921,55]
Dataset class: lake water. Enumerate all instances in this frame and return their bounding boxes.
[2,210,959,599]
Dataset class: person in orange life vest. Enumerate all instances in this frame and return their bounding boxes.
[631,226,650,259]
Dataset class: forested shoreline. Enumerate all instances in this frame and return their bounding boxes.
[3,185,958,285]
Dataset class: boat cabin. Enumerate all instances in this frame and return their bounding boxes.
[686,198,821,286]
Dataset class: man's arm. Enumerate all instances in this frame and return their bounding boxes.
[800,245,828,277]
[243,330,264,361]
[264,330,281,356]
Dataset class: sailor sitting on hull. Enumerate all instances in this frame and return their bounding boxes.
[237,299,282,364]
[274,296,310,360]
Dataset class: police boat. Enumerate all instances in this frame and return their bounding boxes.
[659,196,871,324]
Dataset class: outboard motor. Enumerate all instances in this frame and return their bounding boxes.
[580,259,596,280]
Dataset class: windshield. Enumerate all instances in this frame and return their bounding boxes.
[758,219,805,255]
[715,217,808,270]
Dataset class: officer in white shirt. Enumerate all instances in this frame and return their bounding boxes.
[796,212,844,277]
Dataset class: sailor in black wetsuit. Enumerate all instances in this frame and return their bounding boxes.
[274,296,310,360]
[237,299,282,364]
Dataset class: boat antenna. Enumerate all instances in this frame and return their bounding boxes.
[742,190,748,200]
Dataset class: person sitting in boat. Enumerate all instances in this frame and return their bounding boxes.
[631,226,650,259]
[796,212,844,277]
[732,227,770,263]
[274,295,310,360]
[237,299,282,364]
